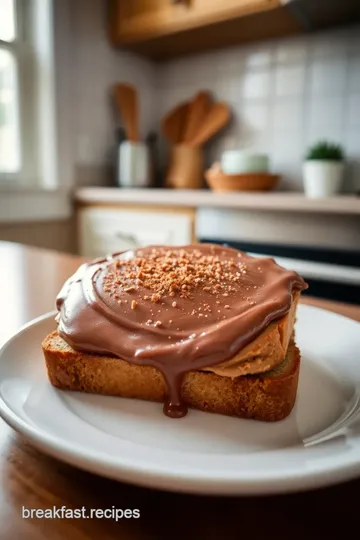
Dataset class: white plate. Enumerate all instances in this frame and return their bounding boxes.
[0,305,360,495]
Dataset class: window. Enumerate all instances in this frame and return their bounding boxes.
[0,0,58,187]
[0,0,71,222]
[0,0,20,174]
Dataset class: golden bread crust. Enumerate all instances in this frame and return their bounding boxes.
[42,332,300,422]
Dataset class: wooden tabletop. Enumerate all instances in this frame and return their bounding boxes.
[1,241,360,540]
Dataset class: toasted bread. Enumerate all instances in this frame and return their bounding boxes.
[42,332,300,422]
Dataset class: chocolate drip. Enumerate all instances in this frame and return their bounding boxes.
[56,244,307,417]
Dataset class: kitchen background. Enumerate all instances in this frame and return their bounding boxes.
[0,0,359,303]
[66,0,360,193]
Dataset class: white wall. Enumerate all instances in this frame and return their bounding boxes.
[157,24,360,193]
[56,0,156,187]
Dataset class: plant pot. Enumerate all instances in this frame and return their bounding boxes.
[302,160,345,198]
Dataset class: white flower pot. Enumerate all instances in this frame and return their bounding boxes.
[302,161,345,198]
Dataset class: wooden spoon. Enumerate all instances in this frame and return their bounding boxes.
[182,91,212,144]
[161,102,189,144]
[113,83,139,142]
[190,103,231,147]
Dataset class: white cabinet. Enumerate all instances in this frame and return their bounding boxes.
[78,206,194,258]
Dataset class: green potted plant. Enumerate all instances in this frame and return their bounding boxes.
[303,141,345,198]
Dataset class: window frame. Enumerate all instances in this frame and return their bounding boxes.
[0,0,58,189]
[0,0,72,224]
[1,0,34,183]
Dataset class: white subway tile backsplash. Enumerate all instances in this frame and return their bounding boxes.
[349,57,360,93]
[244,45,273,69]
[309,59,347,96]
[349,29,360,54]
[272,133,303,161]
[309,28,350,59]
[275,65,305,97]
[308,97,344,129]
[70,10,360,191]
[344,129,360,191]
[275,37,308,64]
[155,24,360,192]
[345,128,360,158]
[238,133,272,154]
[70,0,157,180]
[215,48,242,76]
[242,70,270,100]
[239,102,269,132]
[347,94,360,127]
[215,77,242,105]
[271,98,304,132]
[69,3,360,191]
[271,133,304,190]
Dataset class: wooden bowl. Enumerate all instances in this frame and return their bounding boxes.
[205,168,279,192]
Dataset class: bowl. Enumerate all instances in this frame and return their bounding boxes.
[205,166,278,192]
[221,151,269,174]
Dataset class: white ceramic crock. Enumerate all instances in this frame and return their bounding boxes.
[221,151,269,175]
[118,141,150,188]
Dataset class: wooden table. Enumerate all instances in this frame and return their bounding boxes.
[1,241,359,540]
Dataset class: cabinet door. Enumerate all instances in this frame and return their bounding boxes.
[78,206,195,258]
[111,0,280,43]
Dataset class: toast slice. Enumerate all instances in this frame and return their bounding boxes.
[42,332,300,422]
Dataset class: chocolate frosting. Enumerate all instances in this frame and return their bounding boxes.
[56,244,307,418]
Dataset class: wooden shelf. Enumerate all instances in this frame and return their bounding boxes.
[109,1,301,61]
[75,188,360,215]
[108,0,360,61]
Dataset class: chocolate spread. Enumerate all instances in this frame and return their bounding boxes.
[56,244,307,418]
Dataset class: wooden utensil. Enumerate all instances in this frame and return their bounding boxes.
[113,83,139,142]
[161,101,189,144]
[182,91,212,144]
[190,102,230,147]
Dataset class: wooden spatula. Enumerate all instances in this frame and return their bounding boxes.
[190,102,231,147]
[113,83,139,142]
[161,101,190,144]
[182,91,212,144]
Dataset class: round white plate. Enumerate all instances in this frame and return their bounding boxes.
[0,305,360,495]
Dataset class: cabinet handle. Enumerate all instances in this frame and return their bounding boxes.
[115,231,173,246]
[115,232,139,245]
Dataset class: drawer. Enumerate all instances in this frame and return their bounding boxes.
[78,207,194,258]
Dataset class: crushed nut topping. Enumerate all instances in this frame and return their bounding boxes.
[102,247,249,322]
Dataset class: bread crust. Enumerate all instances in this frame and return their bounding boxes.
[42,332,300,422]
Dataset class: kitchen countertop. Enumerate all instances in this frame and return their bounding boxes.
[1,241,360,538]
[75,188,360,215]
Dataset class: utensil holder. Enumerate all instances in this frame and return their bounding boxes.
[118,141,150,188]
[166,145,204,189]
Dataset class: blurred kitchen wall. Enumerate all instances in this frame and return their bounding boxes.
[0,0,156,252]
[157,24,360,193]
[68,0,156,188]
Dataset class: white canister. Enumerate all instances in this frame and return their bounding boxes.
[302,161,345,198]
[221,151,269,174]
[118,141,150,188]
